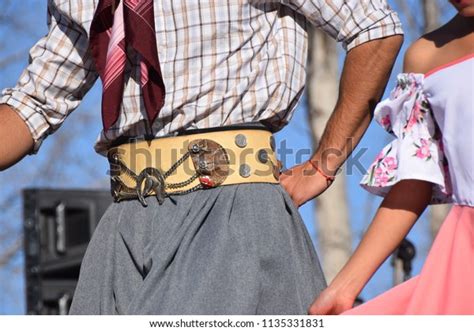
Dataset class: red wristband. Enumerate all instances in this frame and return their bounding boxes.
[308,160,336,183]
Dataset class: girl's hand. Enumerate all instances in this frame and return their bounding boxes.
[308,287,356,315]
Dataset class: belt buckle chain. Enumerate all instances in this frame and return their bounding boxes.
[108,139,230,206]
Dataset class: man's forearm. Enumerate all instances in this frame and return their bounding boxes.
[0,104,34,170]
[312,35,403,174]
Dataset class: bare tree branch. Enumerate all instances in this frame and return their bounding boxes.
[0,237,22,266]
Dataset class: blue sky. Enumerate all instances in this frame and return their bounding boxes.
[0,0,456,314]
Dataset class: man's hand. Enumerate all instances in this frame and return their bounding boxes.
[279,161,333,207]
[280,35,402,206]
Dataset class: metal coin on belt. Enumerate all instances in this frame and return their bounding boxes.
[257,149,269,164]
[239,164,251,178]
[235,134,247,148]
[269,136,276,151]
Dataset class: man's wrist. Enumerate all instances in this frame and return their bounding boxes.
[307,159,336,184]
[309,153,341,177]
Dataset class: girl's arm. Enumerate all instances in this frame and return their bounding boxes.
[308,179,432,315]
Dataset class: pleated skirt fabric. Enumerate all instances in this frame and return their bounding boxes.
[69,183,326,315]
[346,205,474,315]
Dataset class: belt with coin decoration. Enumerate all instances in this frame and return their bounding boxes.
[107,128,282,206]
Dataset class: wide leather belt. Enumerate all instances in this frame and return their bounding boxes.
[107,129,281,206]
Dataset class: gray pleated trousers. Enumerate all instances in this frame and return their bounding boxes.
[69,183,327,315]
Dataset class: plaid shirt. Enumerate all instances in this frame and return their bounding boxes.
[1,0,402,155]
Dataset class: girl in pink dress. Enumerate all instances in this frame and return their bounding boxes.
[309,1,474,315]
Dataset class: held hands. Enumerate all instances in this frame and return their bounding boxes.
[279,160,335,207]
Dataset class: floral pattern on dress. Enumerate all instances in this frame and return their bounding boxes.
[414,138,432,160]
[366,146,398,187]
[360,73,452,204]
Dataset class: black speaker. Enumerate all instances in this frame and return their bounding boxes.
[23,189,113,315]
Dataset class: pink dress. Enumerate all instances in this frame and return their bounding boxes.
[346,54,474,315]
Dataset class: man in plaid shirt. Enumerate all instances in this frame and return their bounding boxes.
[0,0,403,314]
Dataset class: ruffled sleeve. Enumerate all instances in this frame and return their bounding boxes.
[360,73,452,204]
